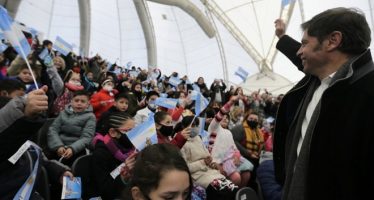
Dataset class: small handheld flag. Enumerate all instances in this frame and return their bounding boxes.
[127,113,158,151]
[234,66,249,82]
[54,36,73,56]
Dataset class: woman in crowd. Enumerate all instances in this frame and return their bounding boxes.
[194,77,210,98]
[127,143,193,200]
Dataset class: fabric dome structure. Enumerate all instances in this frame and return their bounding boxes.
[2,0,373,94]
[240,71,294,95]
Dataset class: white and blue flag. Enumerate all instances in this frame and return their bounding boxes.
[126,61,132,69]
[234,66,249,82]
[169,76,181,87]
[281,0,295,8]
[195,92,209,116]
[127,113,158,151]
[160,93,168,98]
[38,48,49,60]
[39,48,53,67]
[61,177,81,199]
[53,36,73,56]
[192,84,200,92]
[198,117,209,148]
[0,6,31,59]
[155,97,178,109]
[189,90,199,100]
[129,70,139,78]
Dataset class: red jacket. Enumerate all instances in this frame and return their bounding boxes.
[90,89,116,119]
[157,131,187,149]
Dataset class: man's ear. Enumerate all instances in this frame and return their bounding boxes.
[326,31,343,51]
[131,186,145,200]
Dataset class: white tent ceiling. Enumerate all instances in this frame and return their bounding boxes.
[10,0,374,91]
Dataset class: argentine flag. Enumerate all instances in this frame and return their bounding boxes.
[195,92,209,116]
[155,97,178,109]
[169,76,181,87]
[53,36,73,56]
[234,66,249,82]
[126,113,158,151]
[0,6,31,59]
[126,61,132,69]
[198,117,209,148]
[39,48,53,67]
[192,84,200,92]
[189,90,199,100]
[38,48,49,60]
[281,0,295,8]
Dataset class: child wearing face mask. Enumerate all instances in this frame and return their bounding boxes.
[90,79,118,119]
[180,116,239,200]
[91,112,137,200]
[154,111,190,149]
[51,70,84,117]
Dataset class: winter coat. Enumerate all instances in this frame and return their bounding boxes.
[90,89,115,119]
[47,105,96,154]
[273,35,374,199]
[181,136,225,188]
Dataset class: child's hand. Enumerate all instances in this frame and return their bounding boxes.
[204,156,213,166]
[233,156,241,166]
[57,147,66,157]
[63,148,74,159]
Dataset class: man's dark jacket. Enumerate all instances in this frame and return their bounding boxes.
[273,35,374,199]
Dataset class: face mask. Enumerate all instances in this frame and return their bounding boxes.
[103,85,113,92]
[213,107,220,113]
[247,120,258,129]
[160,125,174,137]
[118,131,133,149]
[190,127,200,138]
[69,80,81,86]
[65,82,84,91]
[148,101,157,111]
[178,98,185,106]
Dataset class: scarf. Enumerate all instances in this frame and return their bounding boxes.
[242,121,264,155]
[92,134,134,162]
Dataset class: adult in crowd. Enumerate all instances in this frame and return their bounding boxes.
[273,7,374,199]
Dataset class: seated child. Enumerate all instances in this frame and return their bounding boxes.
[47,90,96,166]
